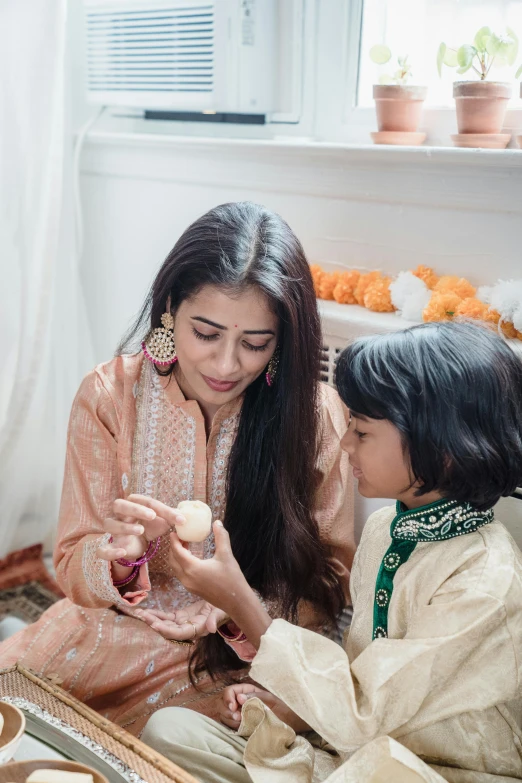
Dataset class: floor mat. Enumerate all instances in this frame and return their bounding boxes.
[0,544,63,625]
[0,582,62,625]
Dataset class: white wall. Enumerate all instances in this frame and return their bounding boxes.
[80,133,522,363]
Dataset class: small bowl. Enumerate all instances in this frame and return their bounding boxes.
[0,703,26,764]
[0,759,109,783]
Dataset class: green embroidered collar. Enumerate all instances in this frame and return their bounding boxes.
[372,498,494,641]
[391,498,494,543]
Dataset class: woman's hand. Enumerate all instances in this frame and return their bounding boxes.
[218,683,311,733]
[135,601,228,642]
[97,495,187,581]
[166,520,250,617]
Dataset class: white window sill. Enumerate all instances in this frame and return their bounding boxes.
[318,300,522,357]
[84,127,522,168]
[332,106,522,148]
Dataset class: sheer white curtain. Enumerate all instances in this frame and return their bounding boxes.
[0,0,93,557]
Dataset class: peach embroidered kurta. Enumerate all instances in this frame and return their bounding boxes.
[0,354,354,736]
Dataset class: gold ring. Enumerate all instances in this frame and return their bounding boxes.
[189,621,197,639]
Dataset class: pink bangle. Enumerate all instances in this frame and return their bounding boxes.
[113,565,140,587]
[114,536,161,567]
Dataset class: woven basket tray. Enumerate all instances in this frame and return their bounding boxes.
[0,665,197,783]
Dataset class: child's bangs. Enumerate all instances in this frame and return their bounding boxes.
[335,341,391,421]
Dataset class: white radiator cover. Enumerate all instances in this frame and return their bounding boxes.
[319,300,522,546]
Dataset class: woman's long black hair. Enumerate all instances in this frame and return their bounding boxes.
[118,202,345,679]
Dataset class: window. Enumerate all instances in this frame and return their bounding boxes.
[77,0,522,146]
[358,0,522,107]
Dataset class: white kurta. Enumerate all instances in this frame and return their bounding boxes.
[238,505,522,782]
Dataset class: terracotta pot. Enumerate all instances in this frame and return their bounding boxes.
[453,81,511,134]
[373,85,427,133]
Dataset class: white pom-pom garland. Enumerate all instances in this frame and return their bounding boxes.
[390,271,431,322]
[489,280,522,320]
[401,288,432,322]
[476,285,493,304]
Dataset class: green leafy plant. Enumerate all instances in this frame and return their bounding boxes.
[369,45,412,85]
[437,27,519,80]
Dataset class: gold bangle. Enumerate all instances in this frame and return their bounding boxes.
[169,622,197,647]
[169,639,195,647]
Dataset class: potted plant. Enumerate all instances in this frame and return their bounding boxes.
[437,27,519,147]
[369,45,427,145]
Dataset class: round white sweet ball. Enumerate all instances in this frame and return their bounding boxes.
[176,500,212,543]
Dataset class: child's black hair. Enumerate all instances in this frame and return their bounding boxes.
[335,321,522,511]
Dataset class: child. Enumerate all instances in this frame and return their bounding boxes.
[142,321,522,783]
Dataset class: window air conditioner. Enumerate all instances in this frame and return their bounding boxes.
[84,0,278,113]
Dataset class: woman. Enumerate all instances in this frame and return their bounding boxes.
[0,202,354,736]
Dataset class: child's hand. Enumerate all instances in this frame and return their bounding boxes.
[218,683,259,729]
[218,683,311,733]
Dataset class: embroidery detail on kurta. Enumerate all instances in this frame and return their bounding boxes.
[69,609,110,692]
[130,360,208,611]
[372,499,494,640]
[83,534,128,606]
[20,604,76,665]
[393,499,494,542]
[125,360,243,616]
[205,414,240,558]
[373,538,417,640]
[132,362,196,509]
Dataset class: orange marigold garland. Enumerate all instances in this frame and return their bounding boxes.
[483,307,519,339]
[434,275,476,300]
[454,298,486,320]
[364,276,396,312]
[309,264,325,298]
[333,271,361,305]
[310,262,521,341]
[317,271,340,301]
[354,271,382,306]
[423,292,463,323]
[412,265,439,289]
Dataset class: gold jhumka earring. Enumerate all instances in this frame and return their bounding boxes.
[142,312,177,366]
